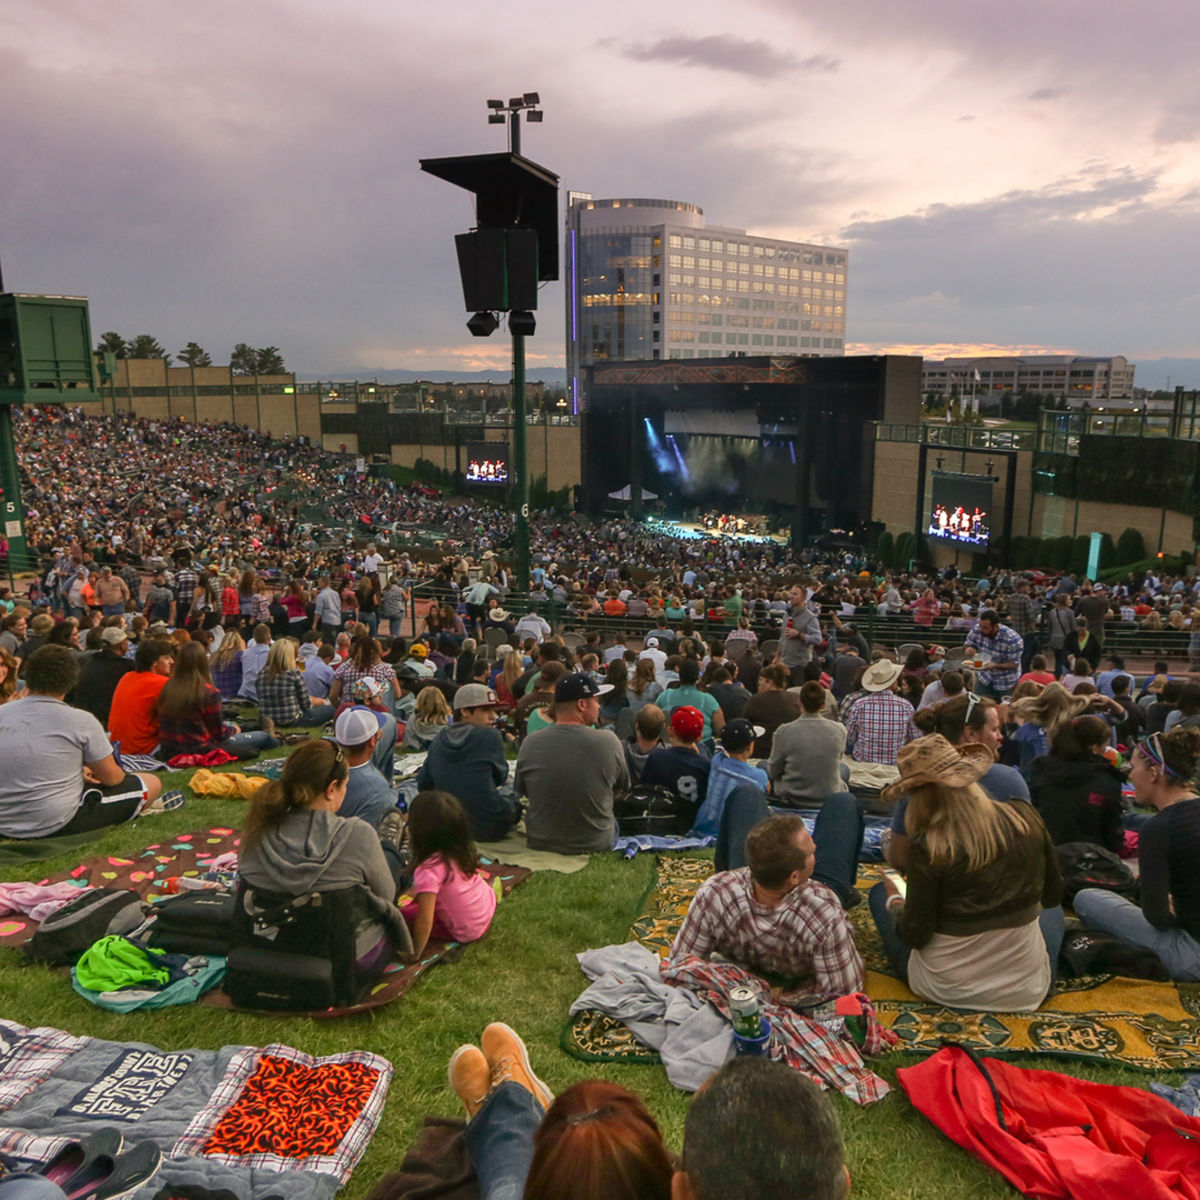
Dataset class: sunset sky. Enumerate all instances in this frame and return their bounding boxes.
[6,0,1199,385]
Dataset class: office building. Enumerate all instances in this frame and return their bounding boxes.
[565,194,848,408]
[921,355,1135,403]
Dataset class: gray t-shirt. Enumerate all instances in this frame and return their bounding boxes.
[341,763,397,829]
[778,605,819,669]
[0,695,113,837]
[516,723,630,854]
[769,713,849,804]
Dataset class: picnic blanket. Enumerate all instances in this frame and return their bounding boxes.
[563,856,1200,1073]
[0,829,532,1019]
[0,1018,389,1200]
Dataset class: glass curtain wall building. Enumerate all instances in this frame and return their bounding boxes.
[565,193,848,410]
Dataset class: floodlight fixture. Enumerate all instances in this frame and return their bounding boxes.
[467,311,500,338]
[526,110,543,123]
[488,113,505,124]
[523,91,539,105]
[486,98,504,109]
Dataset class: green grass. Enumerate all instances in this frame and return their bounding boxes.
[0,755,1184,1198]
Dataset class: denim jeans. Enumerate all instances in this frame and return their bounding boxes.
[715,785,863,904]
[463,1081,542,1200]
[1074,888,1200,981]
[869,881,1066,988]
[223,729,279,758]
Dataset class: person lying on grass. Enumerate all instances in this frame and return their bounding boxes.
[401,789,499,960]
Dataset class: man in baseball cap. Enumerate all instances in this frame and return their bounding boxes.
[416,683,520,841]
[691,718,770,838]
[335,705,395,828]
[641,706,712,815]
[515,673,629,855]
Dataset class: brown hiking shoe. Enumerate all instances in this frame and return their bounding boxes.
[447,1044,491,1119]
[481,1023,554,1111]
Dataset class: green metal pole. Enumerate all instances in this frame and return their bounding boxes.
[0,406,28,581]
[512,329,530,592]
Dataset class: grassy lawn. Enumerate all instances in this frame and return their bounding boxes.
[0,754,1181,1199]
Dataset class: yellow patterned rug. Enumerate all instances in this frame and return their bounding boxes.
[562,857,1200,1071]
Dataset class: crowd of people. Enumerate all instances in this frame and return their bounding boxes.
[5,406,1200,1195]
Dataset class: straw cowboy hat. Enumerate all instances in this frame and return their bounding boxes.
[861,659,904,692]
[881,735,992,803]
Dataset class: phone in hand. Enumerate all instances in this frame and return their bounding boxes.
[882,869,907,900]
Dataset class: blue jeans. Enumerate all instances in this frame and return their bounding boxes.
[1074,888,1200,981]
[223,729,279,758]
[869,882,1066,989]
[285,703,336,727]
[715,785,863,905]
[464,1081,542,1200]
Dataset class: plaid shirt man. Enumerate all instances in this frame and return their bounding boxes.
[171,567,199,617]
[1006,589,1038,635]
[668,867,863,1007]
[845,691,919,765]
[965,620,1025,694]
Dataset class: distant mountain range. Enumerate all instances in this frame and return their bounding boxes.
[298,367,566,385]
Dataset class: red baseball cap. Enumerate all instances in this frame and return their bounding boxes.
[670,706,705,742]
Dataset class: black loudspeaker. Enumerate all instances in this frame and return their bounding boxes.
[455,229,508,311]
[506,229,538,311]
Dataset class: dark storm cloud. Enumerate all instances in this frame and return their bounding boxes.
[612,35,836,79]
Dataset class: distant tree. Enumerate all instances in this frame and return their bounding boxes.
[1116,527,1146,565]
[177,342,212,367]
[253,346,286,375]
[126,334,169,362]
[894,531,916,568]
[96,331,128,358]
[229,343,257,375]
[876,531,894,569]
[1099,531,1116,571]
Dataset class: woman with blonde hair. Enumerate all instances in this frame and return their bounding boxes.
[0,647,20,704]
[257,638,337,730]
[872,734,1064,1012]
[403,685,452,750]
[494,646,524,711]
[210,629,246,700]
[1009,681,1090,776]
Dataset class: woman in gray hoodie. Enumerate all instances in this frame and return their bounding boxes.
[238,739,410,966]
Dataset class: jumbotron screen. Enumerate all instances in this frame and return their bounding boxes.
[927,471,993,548]
[466,444,508,485]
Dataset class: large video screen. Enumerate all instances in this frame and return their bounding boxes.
[466,443,508,485]
[927,471,993,547]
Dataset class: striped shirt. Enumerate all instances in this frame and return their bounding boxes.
[669,867,863,1007]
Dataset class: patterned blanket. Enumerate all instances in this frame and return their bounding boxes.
[0,829,532,1019]
[564,856,1200,1073]
[0,1018,389,1200]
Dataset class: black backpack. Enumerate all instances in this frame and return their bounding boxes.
[224,884,409,1011]
[24,888,145,966]
[1056,842,1139,904]
[1059,926,1169,981]
[614,784,697,837]
[146,891,237,956]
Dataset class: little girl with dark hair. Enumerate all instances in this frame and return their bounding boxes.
[402,790,499,958]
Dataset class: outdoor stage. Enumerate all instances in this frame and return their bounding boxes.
[644,516,787,545]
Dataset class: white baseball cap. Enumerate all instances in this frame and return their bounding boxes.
[334,705,388,747]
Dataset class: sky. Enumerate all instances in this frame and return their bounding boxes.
[5,0,1200,387]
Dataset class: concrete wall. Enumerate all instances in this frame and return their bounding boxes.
[389,424,582,489]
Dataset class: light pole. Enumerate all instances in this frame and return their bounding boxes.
[485,93,542,593]
[421,94,558,595]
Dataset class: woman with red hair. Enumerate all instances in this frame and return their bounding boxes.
[448,1023,672,1200]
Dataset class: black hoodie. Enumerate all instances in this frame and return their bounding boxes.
[1027,753,1125,853]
